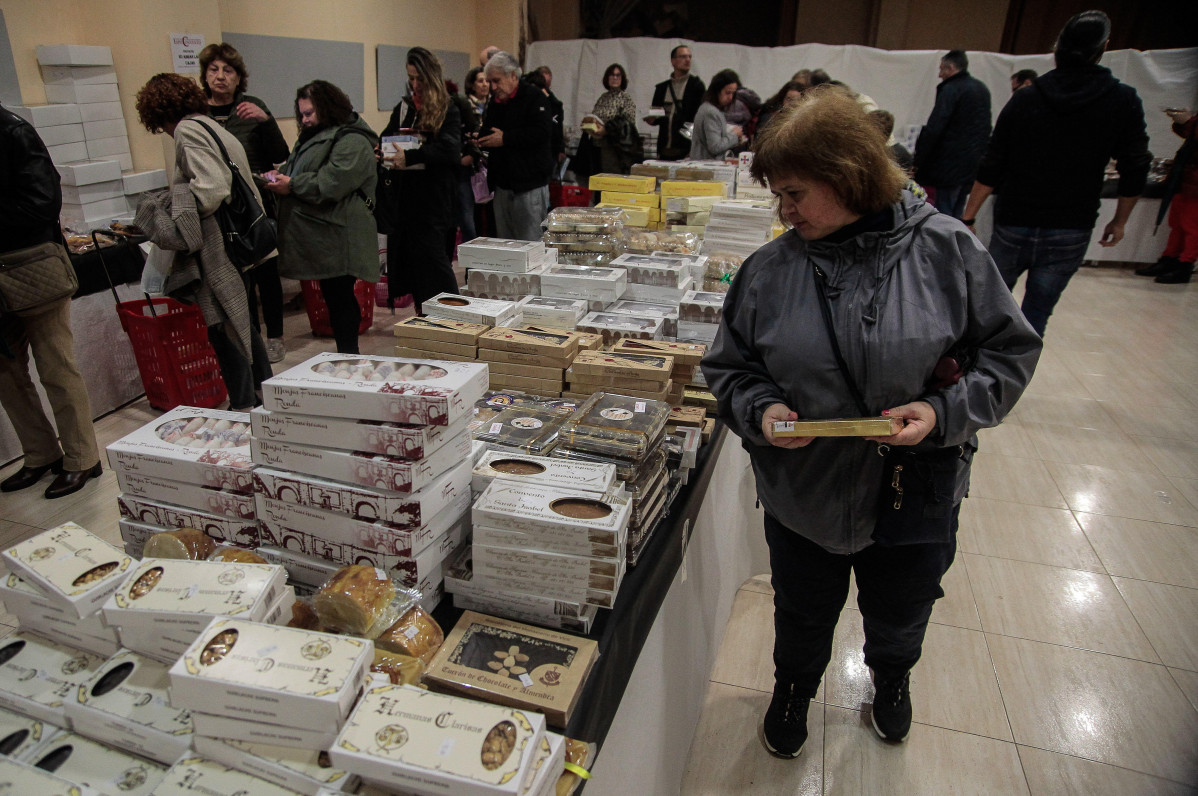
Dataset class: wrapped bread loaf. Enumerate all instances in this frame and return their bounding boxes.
[313,565,397,637]
[142,528,215,560]
[556,737,592,796]
[208,547,268,564]
[370,649,424,686]
[373,605,444,665]
[288,599,320,630]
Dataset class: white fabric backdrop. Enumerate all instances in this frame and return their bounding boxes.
[527,38,1198,160]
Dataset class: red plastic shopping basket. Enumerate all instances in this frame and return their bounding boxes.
[301,279,375,336]
[117,297,228,411]
[549,182,591,209]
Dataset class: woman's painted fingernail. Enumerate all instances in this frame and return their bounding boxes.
[882,409,891,415]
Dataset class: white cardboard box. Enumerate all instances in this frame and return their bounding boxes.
[122,168,168,194]
[250,407,468,459]
[577,311,665,344]
[472,450,617,496]
[36,122,85,146]
[474,523,622,560]
[450,592,596,634]
[116,494,259,547]
[60,195,128,226]
[1,522,134,618]
[252,457,467,527]
[0,705,59,761]
[255,486,469,560]
[8,102,81,127]
[117,518,159,557]
[424,292,521,326]
[107,407,255,493]
[84,133,131,158]
[0,573,120,656]
[515,295,588,328]
[472,480,632,548]
[83,116,128,140]
[472,542,624,592]
[251,429,470,494]
[255,495,467,586]
[155,755,307,796]
[44,82,120,104]
[60,177,124,205]
[0,632,105,726]
[79,100,124,122]
[39,64,118,84]
[190,710,344,751]
[0,757,101,795]
[169,618,373,728]
[261,353,488,426]
[115,469,256,519]
[56,157,123,185]
[331,684,545,796]
[25,729,168,796]
[193,735,359,795]
[65,648,195,764]
[36,44,113,66]
[457,237,547,272]
[47,140,89,164]
[540,264,627,303]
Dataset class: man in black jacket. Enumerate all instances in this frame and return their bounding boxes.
[913,50,991,219]
[0,104,102,499]
[962,10,1151,336]
[479,52,553,241]
[646,45,705,161]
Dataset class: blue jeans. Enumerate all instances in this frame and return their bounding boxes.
[931,183,971,220]
[988,225,1091,337]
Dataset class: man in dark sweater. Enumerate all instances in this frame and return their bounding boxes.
[963,10,1151,336]
[0,104,102,499]
[646,45,705,161]
[913,50,991,219]
[480,52,554,241]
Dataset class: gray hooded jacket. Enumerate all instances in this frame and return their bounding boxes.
[701,192,1041,554]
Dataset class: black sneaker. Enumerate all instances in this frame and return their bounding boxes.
[871,670,912,741]
[759,682,809,758]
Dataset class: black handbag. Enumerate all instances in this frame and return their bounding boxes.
[811,264,963,546]
[191,119,277,272]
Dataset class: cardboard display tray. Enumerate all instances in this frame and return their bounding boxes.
[261,353,488,426]
[106,407,255,493]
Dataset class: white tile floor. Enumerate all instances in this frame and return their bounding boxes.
[682,267,1198,795]
[1,267,1195,794]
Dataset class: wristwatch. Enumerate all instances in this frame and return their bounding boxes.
[962,218,976,226]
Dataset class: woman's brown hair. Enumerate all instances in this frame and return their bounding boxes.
[135,73,209,133]
[294,80,355,135]
[750,86,906,216]
[198,42,249,96]
[406,47,449,134]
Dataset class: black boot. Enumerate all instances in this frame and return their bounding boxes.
[1155,261,1194,284]
[1135,256,1179,276]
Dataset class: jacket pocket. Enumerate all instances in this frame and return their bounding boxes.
[872,445,962,546]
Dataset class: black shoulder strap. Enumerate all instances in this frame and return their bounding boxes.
[812,264,870,416]
[322,125,376,212]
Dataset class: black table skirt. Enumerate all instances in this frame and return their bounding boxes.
[431,423,728,753]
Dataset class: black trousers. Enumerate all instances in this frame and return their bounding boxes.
[244,256,284,339]
[319,275,360,355]
[763,507,959,697]
[207,322,270,410]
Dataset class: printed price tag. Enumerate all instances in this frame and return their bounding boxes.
[634,401,646,413]
[519,673,534,688]
[490,422,504,435]
[403,626,420,640]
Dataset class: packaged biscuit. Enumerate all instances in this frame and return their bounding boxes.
[543,206,626,234]
[251,407,468,460]
[26,730,168,796]
[193,735,359,794]
[472,544,624,594]
[106,407,254,493]
[391,315,490,344]
[2,522,133,617]
[169,619,373,727]
[478,326,579,361]
[539,264,626,302]
[332,683,546,796]
[372,605,444,665]
[471,480,631,550]
[515,295,588,328]
[425,612,599,728]
[0,632,104,726]
[66,648,194,764]
[0,572,120,657]
[261,353,488,426]
[458,237,547,273]
[142,527,216,560]
[561,393,671,459]
[313,564,404,637]
[251,430,469,494]
[473,406,568,455]
[155,755,308,796]
[570,350,673,382]
[424,293,521,327]
[116,495,259,548]
[114,469,256,520]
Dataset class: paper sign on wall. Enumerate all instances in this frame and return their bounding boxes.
[170,33,205,74]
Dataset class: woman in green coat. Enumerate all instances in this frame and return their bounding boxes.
[263,80,378,355]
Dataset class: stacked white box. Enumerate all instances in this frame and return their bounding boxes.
[36,44,114,66]
[0,705,60,761]
[0,631,105,726]
[2,522,134,618]
[605,298,680,339]
[677,289,726,343]
[540,263,627,307]
[8,103,81,127]
[458,237,549,273]
[23,729,168,795]
[0,572,120,656]
[57,158,123,186]
[702,199,777,258]
[515,295,588,327]
[193,735,360,795]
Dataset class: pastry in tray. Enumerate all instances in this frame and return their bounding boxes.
[474,406,569,454]
[561,393,671,459]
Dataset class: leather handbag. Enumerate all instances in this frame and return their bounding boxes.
[810,264,964,546]
[0,240,78,314]
[190,118,277,272]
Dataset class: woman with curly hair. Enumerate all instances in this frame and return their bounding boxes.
[583,63,642,174]
[133,72,272,411]
[377,47,462,314]
[262,80,379,355]
[199,42,290,363]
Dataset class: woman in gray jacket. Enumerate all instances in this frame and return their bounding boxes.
[702,88,1041,759]
[264,81,378,355]
[688,69,746,160]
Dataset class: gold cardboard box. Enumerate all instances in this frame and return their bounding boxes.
[772,417,903,437]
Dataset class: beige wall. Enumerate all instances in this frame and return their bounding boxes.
[1,0,521,171]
